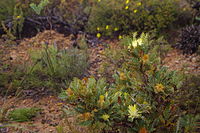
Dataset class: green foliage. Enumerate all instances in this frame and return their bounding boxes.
[100,33,170,80]
[0,1,25,39]
[8,108,41,122]
[27,44,88,90]
[56,0,92,32]
[30,0,49,15]
[175,75,200,114]
[12,6,25,38]
[61,33,184,132]
[87,0,183,37]
[0,0,16,22]
[0,42,88,94]
[176,114,200,133]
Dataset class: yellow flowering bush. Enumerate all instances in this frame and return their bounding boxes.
[60,33,183,132]
[108,33,183,132]
[87,0,184,36]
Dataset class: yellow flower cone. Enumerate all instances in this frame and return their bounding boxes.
[98,95,105,107]
[142,54,149,63]
[119,72,126,80]
[66,88,74,96]
[155,83,165,93]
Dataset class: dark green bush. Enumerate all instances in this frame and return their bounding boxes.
[176,25,200,54]
[86,0,183,36]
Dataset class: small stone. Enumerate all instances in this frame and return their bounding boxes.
[175,61,179,64]
[191,57,197,62]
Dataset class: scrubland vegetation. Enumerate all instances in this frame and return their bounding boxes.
[0,0,200,133]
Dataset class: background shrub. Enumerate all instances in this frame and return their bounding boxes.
[86,0,183,36]
[175,25,200,54]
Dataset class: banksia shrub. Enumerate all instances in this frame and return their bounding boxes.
[60,33,184,133]
[176,25,200,54]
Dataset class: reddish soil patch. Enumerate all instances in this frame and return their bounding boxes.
[163,49,200,75]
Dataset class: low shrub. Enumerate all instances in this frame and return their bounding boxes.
[54,0,92,34]
[175,25,200,54]
[0,42,88,95]
[60,33,185,132]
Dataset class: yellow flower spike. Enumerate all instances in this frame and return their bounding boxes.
[142,54,149,63]
[126,0,129,4]
[98,95,105,107]
[128,105,141,120]
[93,109,98,112]
[155,83,165,93]
[96,33,101,38]
[134,9,138,13]
[137,2,142,6]
[97,0,101,2]
[114,27,119,31]
[130,38,143,49]
[118,35,122,39]
[119,72,126,80]
[101,114,110,121]
[99,95,104,101]
[66,88,74,96]
[125,6,129,10]
[97,27,100,31]
[105,25,109,30]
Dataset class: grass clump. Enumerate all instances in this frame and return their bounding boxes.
[0,41,88,95]
[26,44,88,91]
[8,108,41,122]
